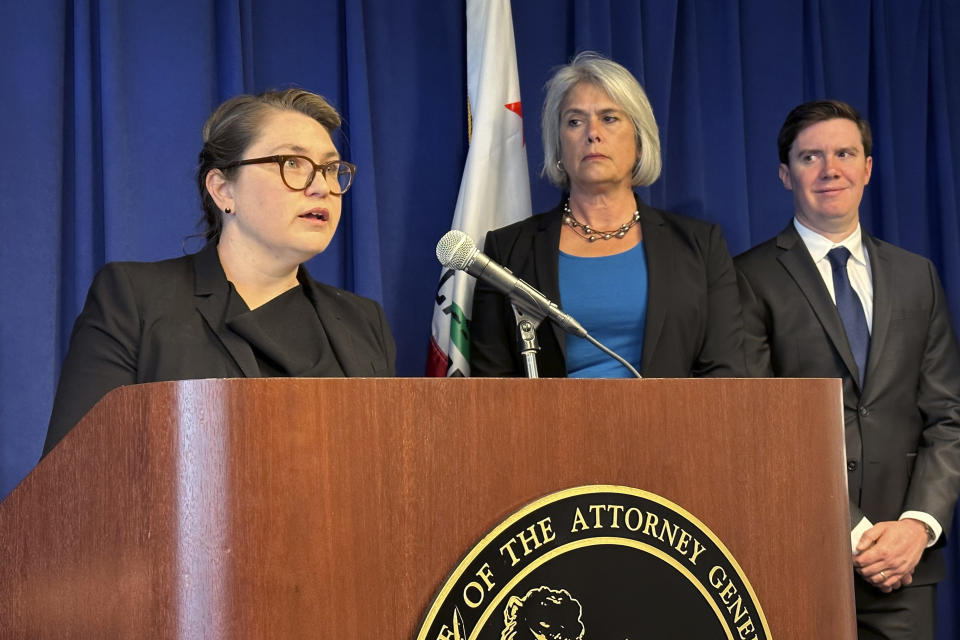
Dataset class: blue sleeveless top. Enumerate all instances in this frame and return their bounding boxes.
[558,242,648,377]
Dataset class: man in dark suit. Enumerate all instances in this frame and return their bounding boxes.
[735,100,960,639]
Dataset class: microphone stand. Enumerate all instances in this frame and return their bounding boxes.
[509,301,643,380]
[511,303,544,378]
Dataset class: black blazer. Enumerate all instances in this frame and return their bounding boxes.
[735,222,960,584]
[470,196,746,378]
[44,243,396,455]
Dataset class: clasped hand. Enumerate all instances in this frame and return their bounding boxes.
[852,519,928,593]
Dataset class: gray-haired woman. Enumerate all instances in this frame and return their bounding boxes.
[470,52,745,378]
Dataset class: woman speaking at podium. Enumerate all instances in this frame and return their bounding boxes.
[43,89,396,455]
[470,53,745,378]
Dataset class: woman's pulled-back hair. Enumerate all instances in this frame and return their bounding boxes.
[196,89,341,242]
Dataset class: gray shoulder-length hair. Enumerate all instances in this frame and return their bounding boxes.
[541,52,661,189]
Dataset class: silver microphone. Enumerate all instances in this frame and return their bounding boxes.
[436,230,588,337]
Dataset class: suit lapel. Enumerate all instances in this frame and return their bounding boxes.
[862,234,890,394]
[193,244,260,377]
[533,207,566,358]
[638,202,669,375]
[301,274,363,376]
[776,224,863,389]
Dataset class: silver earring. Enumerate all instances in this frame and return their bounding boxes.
[556,160,563,171]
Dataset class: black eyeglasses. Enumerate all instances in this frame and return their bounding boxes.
[222,155,357,194]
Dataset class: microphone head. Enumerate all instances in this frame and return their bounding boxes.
[436,229,477,270]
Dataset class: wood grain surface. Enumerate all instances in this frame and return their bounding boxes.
[0,378,854,638]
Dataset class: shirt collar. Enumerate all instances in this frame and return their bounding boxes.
[793,218,867,266]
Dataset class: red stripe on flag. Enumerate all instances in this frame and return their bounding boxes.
[426,335,451,377]
[505,102,524,145]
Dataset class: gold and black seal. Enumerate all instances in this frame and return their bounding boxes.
[417,485,771,640]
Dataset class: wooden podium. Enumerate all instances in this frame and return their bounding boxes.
[0,378,855,638]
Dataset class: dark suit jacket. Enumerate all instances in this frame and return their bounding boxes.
[735,222,960,584]
[470,196,747,378]
[44,243,396,455]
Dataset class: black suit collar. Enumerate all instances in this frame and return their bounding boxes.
[636,201,668,375]
[191,243,361,377]
[193,243,261,377]
[862,233,891,394]
[774,222,867,389]
[532,202,566,355]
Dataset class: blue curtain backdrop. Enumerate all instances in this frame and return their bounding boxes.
[2,0,959,632]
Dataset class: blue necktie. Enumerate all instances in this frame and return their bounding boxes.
[826,247,870,383]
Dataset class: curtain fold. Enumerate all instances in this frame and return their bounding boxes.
[340,0,383,300]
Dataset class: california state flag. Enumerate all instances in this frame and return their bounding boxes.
[427,0,532,377]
